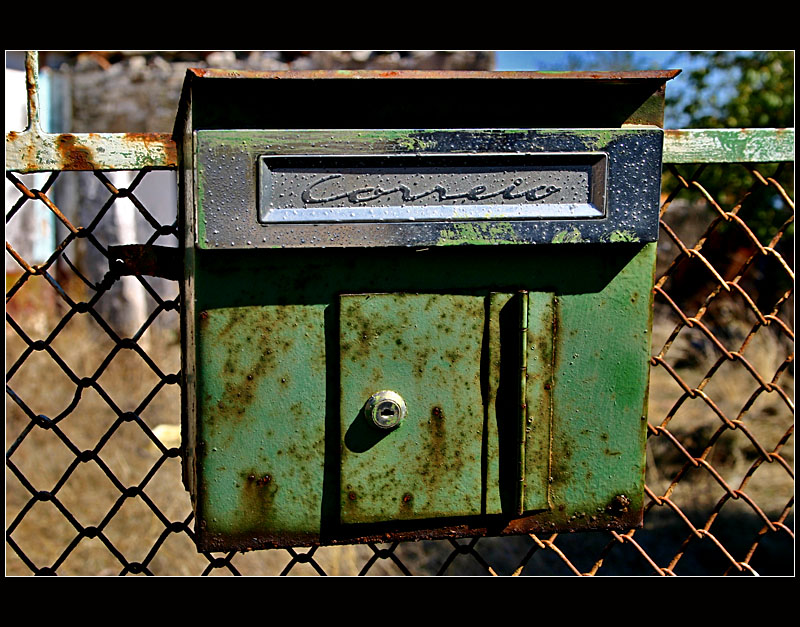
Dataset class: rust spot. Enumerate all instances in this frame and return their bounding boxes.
[187,68,679,82]
[56,134,95,170]
[607,494,631,516]
[348,491,357,501]
[402,493,413,503]
[424,404,458,477]
[123,132,178,164]
[237,470,279,530]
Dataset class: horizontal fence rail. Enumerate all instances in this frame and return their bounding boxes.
[7,129,795,174]
[6,54,794,575]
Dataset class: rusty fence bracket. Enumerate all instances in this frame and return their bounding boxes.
[108,244,183,281]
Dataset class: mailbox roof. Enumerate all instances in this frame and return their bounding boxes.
[174,69,680,138]
[182,68,680,81]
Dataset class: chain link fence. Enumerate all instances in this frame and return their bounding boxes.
[7,154,793,576]
[5,54,794,575]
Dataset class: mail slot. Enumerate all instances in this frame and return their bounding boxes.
[175,69,678,551]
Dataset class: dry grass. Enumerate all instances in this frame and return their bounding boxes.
[647,310,794,513]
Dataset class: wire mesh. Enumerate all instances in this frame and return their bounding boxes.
[5,159,794,575]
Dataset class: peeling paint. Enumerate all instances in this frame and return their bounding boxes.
[394,134,438,152]
[551,227,585,244]
[437,222,518,246]
[663,128,795,164]
[6,130,177,173]
[607,230,640,243]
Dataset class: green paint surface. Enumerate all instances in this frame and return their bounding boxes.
[663,128,795,164]
[339,293,487,523]
[524,292,556,512]
[196,304,327,538]
[437,222,518,246]
[550,260,653,516]
[191,242,656,546]
[552,227,586,244]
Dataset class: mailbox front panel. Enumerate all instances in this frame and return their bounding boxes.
[190,243,654,549]
[339,292,488,523]
[195,304,327,543]
[194,129,663,249]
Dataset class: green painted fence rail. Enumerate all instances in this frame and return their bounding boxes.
[5,128,794,174]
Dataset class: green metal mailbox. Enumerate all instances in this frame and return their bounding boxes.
[175,69,678,551]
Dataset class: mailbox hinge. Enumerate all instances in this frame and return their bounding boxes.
[516,290,529,516]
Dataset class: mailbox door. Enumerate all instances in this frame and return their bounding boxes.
[339,293,486,523]
[339,291,554,525]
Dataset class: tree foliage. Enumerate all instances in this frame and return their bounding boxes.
[667,51,794,129]
[662,52,794,312]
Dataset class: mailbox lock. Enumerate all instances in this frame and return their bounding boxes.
[366,390,407,430]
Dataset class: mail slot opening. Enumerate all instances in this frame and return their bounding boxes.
[259,152,608,224]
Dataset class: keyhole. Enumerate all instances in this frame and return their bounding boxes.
[380,403,397,417]
[375,401,400,428]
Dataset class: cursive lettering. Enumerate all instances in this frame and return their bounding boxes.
[301,174,561,206]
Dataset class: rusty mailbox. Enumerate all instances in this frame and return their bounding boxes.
[174,69,678,551]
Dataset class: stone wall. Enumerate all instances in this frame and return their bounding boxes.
[52,50,494,133]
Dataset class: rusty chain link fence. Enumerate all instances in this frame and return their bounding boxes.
[5,59,794,575]
[7,157,793,576]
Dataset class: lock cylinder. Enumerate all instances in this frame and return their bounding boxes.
[365,390,407,429]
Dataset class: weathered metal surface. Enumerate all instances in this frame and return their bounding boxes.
[196,129,662,248]
[10,128,794,173]
[10,128,795,173]
[663,128,795,163]
[5,130,178,173]
[5,51,177,174]
[188,68,681,81]
[195,303,328,545]
[190,243,655,550]
[6,52,178,173]
[339,293,487,524]
[182,68,662,551]
[259,153,606,223]
[523,291,556,513]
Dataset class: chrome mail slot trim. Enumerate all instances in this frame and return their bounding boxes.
[258,153,607,224]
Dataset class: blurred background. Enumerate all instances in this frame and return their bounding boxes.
[5,51,794,575]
